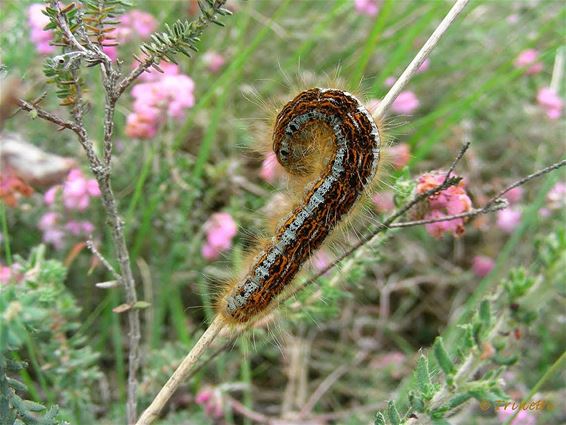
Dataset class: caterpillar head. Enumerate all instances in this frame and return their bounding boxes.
[273,89,335,176]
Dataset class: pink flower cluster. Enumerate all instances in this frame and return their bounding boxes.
[45,169,101,211]
[391,91,420,114]
[472,255,495,278]
[416,171,473,238]
[195,387,223,418]
[102,10,158,61]
[202,212,238,260]
[27,4,55,55]
[355,0,379,17]
[368,92,420,116]
[536,87,563,120]
[514,49,543,75]
[39,169,100,249]
[126,63,196,139]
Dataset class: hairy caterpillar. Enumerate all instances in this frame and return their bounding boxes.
[217,87,381,325]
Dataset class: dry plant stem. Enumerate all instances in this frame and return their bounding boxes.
[135,317,224,425]
[16,99,79,132]
[373,0,470,119]
[86,238,121,282]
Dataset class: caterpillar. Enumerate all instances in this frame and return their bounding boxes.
[217,87,381,326]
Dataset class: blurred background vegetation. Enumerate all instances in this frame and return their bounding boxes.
[1,0,565,424]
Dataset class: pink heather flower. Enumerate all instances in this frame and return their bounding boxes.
[312,250,332,272]
[514,49,543,75]
[472,255,495,278]
[160,74,196,119]
[203,51,225,73]
[120,10,157,40]
[424,210,462,238]
[125,111,159,139]
[496,207,522,233]
[39,212,65,249]
[391,91,420,114]
[65,220,95,236]
[195,387,223,418]
[27,4,55,55]
[126,66,195,138]
[372,191,395,213]
[355,0,379,17]
[39,211,59,231]
[547,182,566,210]
[416,171,473,238]
[0,265,12,285]
[537,87,563,120]
[102,45,118,61]
[44,186,60,205]
[202,212,238,260]
[62,169,101,211]
[389,143,411,169]
[417,58,430,73]
[105,9,157,47]
[497,408,537,425]
[503,187,523,205]
[384,76,396,87]
[38,212,65,249]
[259,152,283,183]
[43,229,66,250]
[507,14,519,24]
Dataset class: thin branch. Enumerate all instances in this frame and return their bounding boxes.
[135,317,224,425]
[16,99,79,132]
[444,141,471,181]
[373,0,470,119]
[485,159,566,209]
[390,200,507,229]
[86,239,121,282]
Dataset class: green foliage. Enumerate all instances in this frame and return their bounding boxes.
[82,0,131,46]
[139,0,231,64]
[0,354,62,425]
[374,229,566,423]
[0,246,102,423]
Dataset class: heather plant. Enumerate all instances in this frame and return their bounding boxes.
[0,246,101,423]
[1,1,565,425]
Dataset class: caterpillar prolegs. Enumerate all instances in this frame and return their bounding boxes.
[218,88,381,325]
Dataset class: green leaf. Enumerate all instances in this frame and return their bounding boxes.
[479,300,491,330]
[374,411,386,425]
[133,301,151,310]
[416,354,433,398]
[387,400,401,425]
[433,337,455,377]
